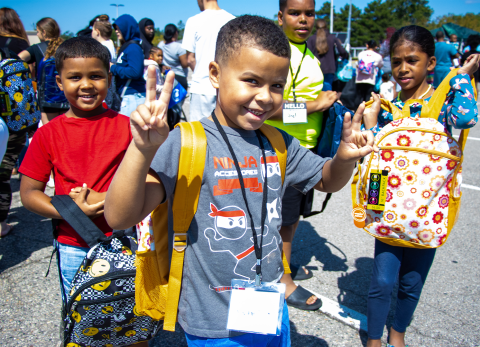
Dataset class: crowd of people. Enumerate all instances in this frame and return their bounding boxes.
[0,0,479,346]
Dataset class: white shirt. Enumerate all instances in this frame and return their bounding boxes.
[356,50,383,85]
[182,9,235,95]
[101,40,117,63]
[380,81,394,101]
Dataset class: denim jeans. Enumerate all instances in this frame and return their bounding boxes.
[120,93,146,117]
[367,239,436,339]
[54,240,89,303]
[185,301,291,347]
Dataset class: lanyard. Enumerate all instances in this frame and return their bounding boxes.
[211,111,268,286]
[289,43,308,102]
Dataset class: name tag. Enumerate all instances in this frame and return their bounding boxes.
[282,102,307,124]
[226,279,285,335]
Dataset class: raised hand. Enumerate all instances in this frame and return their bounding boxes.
[337,103,378,163]
[363,93,381,129]
[130,65,175,150]
[458,54,480,78]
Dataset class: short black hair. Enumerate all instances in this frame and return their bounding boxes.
[436,30,445,40]
[150,46,162,55]
[390,25,435,58]
[215,15,290,65]
[55,36,110,74]
[280,0,315,11]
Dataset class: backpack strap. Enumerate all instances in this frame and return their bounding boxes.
[259,124,287,184]
[258,124,291,274]
[50,195,107,248]
[364,97,404,121]
[163,121,207,331]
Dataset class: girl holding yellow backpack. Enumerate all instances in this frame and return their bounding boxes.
[361,25,479,347]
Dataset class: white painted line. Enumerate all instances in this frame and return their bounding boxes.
[463,184,480,191]
[296,285,367,332]
[452,135,480,141]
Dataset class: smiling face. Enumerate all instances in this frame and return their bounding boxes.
[278,0,316,43]
[56,57,111,118]
[150,50,163,66]
[209,46,289,130]
[391,43,436,92]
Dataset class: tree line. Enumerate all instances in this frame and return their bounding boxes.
[314,0,479,47]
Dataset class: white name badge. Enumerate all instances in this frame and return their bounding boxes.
[282,102,307,124]
[226,279,286,336]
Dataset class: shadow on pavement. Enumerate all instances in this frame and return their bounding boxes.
[337,257,374,317]
[290,320,329,346]
[0,179,53,273]
[291,220,349,273]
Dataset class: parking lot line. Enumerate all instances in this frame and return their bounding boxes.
[462,184,480,191]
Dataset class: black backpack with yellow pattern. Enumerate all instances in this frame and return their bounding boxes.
[51,195,161,346]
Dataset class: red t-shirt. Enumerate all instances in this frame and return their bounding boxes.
[20,110,132,247]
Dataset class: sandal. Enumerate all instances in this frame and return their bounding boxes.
[0,223,12,238]
[286,285,322,311]
[290,264,313,281]
[386,344,409,347]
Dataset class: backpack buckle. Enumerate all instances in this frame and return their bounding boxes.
[173,233,187,252]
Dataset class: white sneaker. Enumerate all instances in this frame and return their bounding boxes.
[47,176,55,188]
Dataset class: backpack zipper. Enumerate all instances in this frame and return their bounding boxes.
[66,270,136,313]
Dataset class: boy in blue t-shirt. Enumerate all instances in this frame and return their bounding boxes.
[106,15,376,345]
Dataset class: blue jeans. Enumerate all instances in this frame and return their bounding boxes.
[54,240,89,303]
[120,92,146,117]
[185,301,291,347]
[367,239,436,339]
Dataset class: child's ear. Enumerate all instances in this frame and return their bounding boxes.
[427,56,436,72]
[56,74,64,91]
[277,11,284,26]
[209,61,220,90]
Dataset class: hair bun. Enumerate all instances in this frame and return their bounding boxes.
[97,14,110,22]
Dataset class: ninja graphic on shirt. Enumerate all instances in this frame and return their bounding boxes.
[204,203,279,280]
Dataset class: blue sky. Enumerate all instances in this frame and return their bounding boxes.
[10,0,480,34]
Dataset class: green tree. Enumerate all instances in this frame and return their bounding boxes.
[177,20,185,40]
[389,0,433,26]
[152,28,164,46]
[426,12,480,32]
[334,3,363,46]
[61,31,75,41]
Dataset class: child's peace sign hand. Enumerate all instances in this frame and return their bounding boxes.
[458,54,480,78]
[336,103,378,163]
[130,65,175,151]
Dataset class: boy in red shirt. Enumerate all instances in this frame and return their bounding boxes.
[19,37,138,331]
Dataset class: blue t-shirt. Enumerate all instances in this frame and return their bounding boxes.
[435,42,458,67]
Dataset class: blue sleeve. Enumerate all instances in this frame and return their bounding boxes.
[367,108,394,135]
[110,45,144,80]
[443,74,478,129]
[449,44,458,56]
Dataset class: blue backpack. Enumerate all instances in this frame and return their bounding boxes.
[37,57,69,110]
[0,42,41,132]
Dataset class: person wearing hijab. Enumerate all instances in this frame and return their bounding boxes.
[139,18,155,59]
[112,14,146,116]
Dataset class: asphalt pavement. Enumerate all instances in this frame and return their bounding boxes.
[1,103,479,346]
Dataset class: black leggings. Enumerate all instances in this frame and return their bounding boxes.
[0,131,27,222]
[175,75,188,91]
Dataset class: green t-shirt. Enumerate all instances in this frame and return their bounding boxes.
[265,41,324,148]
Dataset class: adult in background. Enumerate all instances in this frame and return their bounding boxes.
[354,40,383,108]
[0,8,32,237]
[182,0,234,121]
[0,8,29,54]
[307,19,348,91]
[462,34,480,93]
[91,15,116,62]
[433,30,459,88]
[158,24,189,91]
[19,17,66,124]
[139,18,155,59]
[378,27,395,74]
[112,15,146,117]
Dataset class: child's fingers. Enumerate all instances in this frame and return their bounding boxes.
[77,184,88,202]
[363,130,375,149]
[156,71,175,112]
[351,102,365,129]
[145,65,159,104]
[130,109,149,131]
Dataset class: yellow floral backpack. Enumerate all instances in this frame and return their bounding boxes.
[351,70,477,248]
[134,121,291,331]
